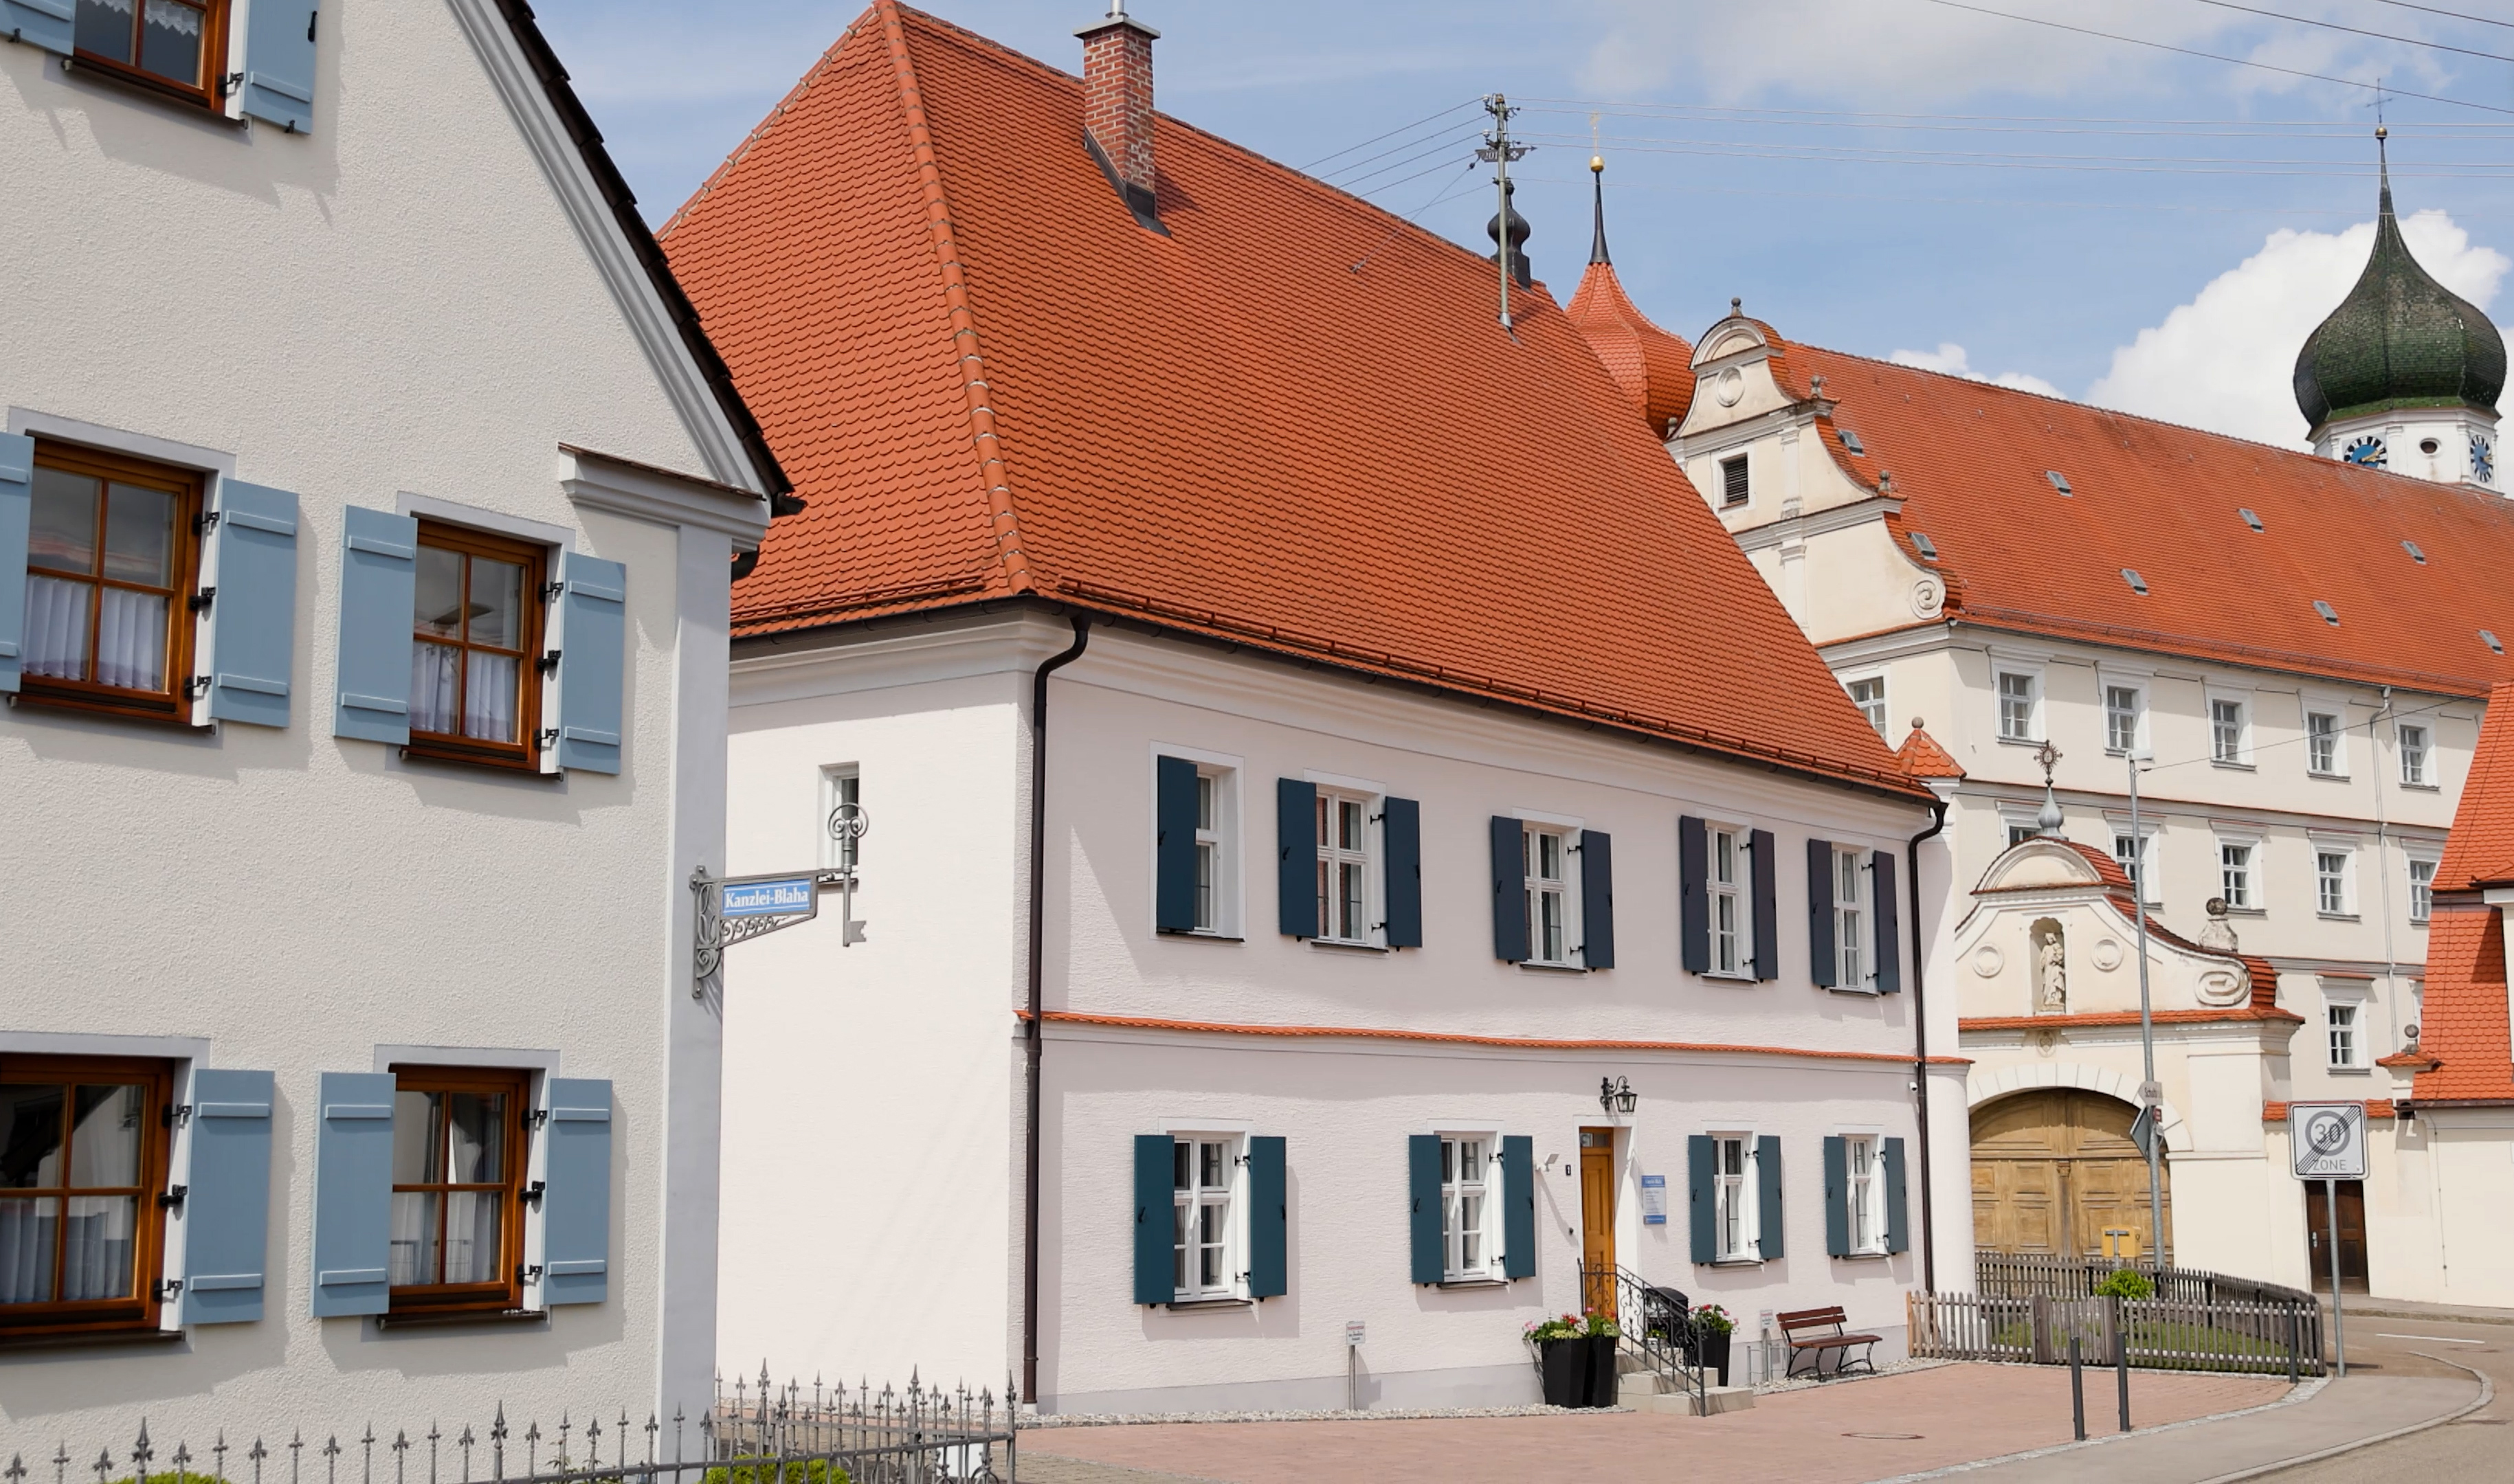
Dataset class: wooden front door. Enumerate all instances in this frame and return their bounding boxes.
[1579,1128,1616,1317]
[1970,1090,2172,1262]
[2304,1179,2369,1292]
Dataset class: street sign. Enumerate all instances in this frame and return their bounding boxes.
[1640,1173,1667,1225]
[1346,1320,1366,1347]
[2289,1101,2366,1180]
[720,877,817,917]
[2128,1105,2157,1159]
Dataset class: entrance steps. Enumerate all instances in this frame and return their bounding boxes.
[1614,1351,1755,1415]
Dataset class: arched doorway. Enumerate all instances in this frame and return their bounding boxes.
[1971,1090,2172,1261]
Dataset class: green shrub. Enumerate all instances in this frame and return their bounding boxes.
[702,1459,848,1484]
[2094,1268,2155,1301]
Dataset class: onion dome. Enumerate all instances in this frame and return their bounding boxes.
[2295,133,2506,435]
[1565,158,1695,436]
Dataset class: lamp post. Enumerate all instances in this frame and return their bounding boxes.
[2128,747,2165,1266]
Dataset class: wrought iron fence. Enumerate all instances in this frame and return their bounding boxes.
[6,1371,1014,1484]
[1570,1264,1713,1413]
[1909,1292,2323,1378]
[1974,1253,2313,1309]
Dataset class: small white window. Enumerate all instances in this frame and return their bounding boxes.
[1709,824,1750,976]
[1720,455,1750,508]
[2327,1002,2361,1069]
[1171,1136,1238,1301]
[2306,711,2344,777]
[1313,789,1375,945]
[1440,1134,1498,1280]
[819,765,861,873]
[1180,765,1237,934]
[1714,1135,1757,1261]
[2211,698,2249,764]
[2220,841,2255,910]
[2316,850,2351,915]
[1845,1135,1883,1255]
[1524,826,1572,967]
[2105,685,2143,754]
[1834,846,1869,988]
[2399,723,2432,786]
[1997,671,2038,741]
[2410,857,2438,925]
[1844,675,1887,737]
[2113,830,2159,904]
[2008,822,2038,849]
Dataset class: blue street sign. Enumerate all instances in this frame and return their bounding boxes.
[1640,1173,1667,1225]
[720,877,817,917]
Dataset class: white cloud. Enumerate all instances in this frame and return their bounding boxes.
[1889,342,2065,399]
[2086,210,2510,448]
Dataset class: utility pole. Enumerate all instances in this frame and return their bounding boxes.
[1476,93,1530,330]
[2128,749,2166,1266]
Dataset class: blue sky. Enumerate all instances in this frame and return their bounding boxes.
[533,1,2514,449]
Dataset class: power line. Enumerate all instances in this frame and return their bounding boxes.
[2375,0,2514,32]
[1330,130,1483,190]
[1318,121,1482,186]
[1517,173,2370,217]
[1517,126,2514,174]
[1520,105,2514,141]
[2188,0,2514,64]
[1517,95,2514,128]
[1300,98,1479,170]
[1517,133,2514,180]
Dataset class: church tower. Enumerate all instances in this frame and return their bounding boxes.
[2295,128,2506,488]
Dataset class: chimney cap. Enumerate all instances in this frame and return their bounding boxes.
[1076,1,1159,40]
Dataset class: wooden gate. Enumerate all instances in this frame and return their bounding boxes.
[1972,1090,2171,1261]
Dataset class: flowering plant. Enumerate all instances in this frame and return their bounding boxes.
[1524,1313,1585,1342]
[1691,1303,1736,1336]
[1582,1307,1622,1339]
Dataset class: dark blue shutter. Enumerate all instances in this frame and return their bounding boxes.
[180,1069,274,1325]
[1276,778,1316,938]
[556,552,626,774]
[1489,817,1527,963]
[1500,1134,1535,1279]
[1687,1135,1715,1264]
[1579,830,1615,969]
[1153,756,1199,932]
[333,508,416,745]
[542,1079,611,1306]
[1807,837,1838,987]
[1408,1134,1443,1284]
[1750,829,1779,981]
[0,0,71,55]
[0,433,30,694]
[241,0,319,133]
[1382,796,1422,948]
[1873,851,1902,993]
[1678,816,1709,974]
[1884,1137,1910,1255]
[1133,1135,1171,1305]
[206,482,299,728]
[1247,1136,1286,1298]
[309,1071,394,1318]
[1756,1135,1785,1260]
[1823,1136,1850,1257]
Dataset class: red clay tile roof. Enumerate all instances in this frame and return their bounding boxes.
[2416,682,2514,1101]
[1566,260,1695,438]
[2438,682,2514,892]
[2264,1099,2395,1121]
[1893,723,1966,780]
[659,3,1921,798]
[1767,339,2514,696]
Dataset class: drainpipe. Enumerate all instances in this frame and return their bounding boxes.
[1906,796,1950,1292]
[1023,614,1091,1407]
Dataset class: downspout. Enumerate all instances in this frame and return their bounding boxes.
[1907,796,1950,1293]
[1023,614,1091,1407]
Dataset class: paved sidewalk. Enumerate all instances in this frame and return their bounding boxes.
[2321,1293,2514,1329]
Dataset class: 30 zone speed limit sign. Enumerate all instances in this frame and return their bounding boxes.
[2289,1101,2367,1180]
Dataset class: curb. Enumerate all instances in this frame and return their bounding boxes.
[1865,1376,2329,1484]
[2190,1351,2492,1484]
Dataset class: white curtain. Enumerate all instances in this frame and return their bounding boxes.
[388,1191,438,1287]
[0,1201,55,1305]
[143,0,199,35]
[465,652,517,742]
[23,575,89,682]
[94,589,166,690]
[60,1198,133,1301]
[411,643,459,736]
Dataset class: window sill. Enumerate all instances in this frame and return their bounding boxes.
[1307,938,1389,955]
[1833,1250,1892,1262]
[0,1325,186,1354]
[1161,1297,1252,1312]
[399,741,553,776]
[1156,929,1244,943]
[2308,772,2350,783]
[1995,734,2046,747]
[58,54,246,132]
[1435,1278,1512,1290]
[2211,760,2257,772]
[2400,782,2440,793]
[372,1306,548,1331]
[2221,906,2266,918]
[8,690,212,732]
[1517,961,1588,975]
[1709,1258,1764,1269]
[2326,1066,2372,1078]
[2317,912,2361,923]
[1824,985,1883,998]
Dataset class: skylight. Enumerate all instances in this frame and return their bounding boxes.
[2239,508,2263,532]
[1911,532,1938,560]
[2404,539,2427,564]
[2046,470,2073,495]
[2487,629,2505,655]
[2122,568,2148,596]
[1840,429,1866,455]
[2314,600,2339,625]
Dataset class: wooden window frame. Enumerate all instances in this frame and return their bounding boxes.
[406,521,548,774]
[386,1065,532,1316]
[0,1055,175,1339]
[70,0,234,113]
[19,440,205,727]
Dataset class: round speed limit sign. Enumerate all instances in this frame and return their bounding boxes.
[2289,1101,2366,1180]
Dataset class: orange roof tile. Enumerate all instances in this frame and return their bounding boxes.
[1895,723,1964,780]
[2416,682,2514,1102]
[2265,1099,2395,1121]
[1566,260,1694,437]
[660,3,1921,799]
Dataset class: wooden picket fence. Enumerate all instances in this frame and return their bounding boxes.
[1907,1291,2324,1377]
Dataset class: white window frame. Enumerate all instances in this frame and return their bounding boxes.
[2324,996,2366,1070]
[2108,822,2161,906]
[1195,771,1227,934]
[1708,822,1753,978]
[2103,682,2146,756]
[1170,1132,1243,1302]
[2398,722,2433,787]
[1842,672,1887,737]
[1521,819,1581,968]
[2208,690,2253,766]
[2217,831,2260,911]
[1153,745,1243,938]
[1312,785,1379,947]
[2003,816,2040,851]
[1843,1133,1885,1256]
[2312,840,2357,917]
[1719,453,1750,508]
[1996,668,2042,743]
[1713,1133,1758,1263]
[2304,704,2348,778]
[2409,855,2438,925]
[1834,845,1871,989]
[1438,1132,1500,1281]
[819,764,860,874]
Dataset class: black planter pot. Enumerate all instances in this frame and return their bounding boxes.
[1584,1333,1620,1407]
[1539,1338,1588,1407]
[1699,1327,1733,1388]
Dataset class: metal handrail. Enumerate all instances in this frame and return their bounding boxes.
[1572,1263,1710,1413]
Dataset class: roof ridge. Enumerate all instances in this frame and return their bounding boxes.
[876,0,1036,596]
[658,18,863,242]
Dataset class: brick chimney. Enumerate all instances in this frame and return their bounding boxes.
[1077,3,1162,227]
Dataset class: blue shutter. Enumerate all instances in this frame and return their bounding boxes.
[1500,1134,1535,1279]
[333,508,416,745]
[542,1078,612,1307]
[1382,796,1422,948]
[1750,828,1779,982]
[309,1071,394,1318]
[241,0,319,133]
[1579,829,1615,969]
[0,434,30,694]
[0,0,71,56]
[1489,817,1527,963]
[179,1069,274,1325]
[1678,816,1709,975]
[1822,1136,1850,1257]
[1133,1135,1171,1305]
[205,482,299,728]
[1276,778,1316,938]
[1756,1135,1785,1260]
[1884,1137,1910,1255]
[1246,1135,1286,1298]
[1807,837,1838,988]
[555,552,626,774]
[1408,1134,1443,1284]
[1687,1135,1715,1265]
[1153,756,1199,933]
[1873,851,1902,993]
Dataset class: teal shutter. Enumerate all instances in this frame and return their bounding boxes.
[1154,756,1199,932]
[1873,851,1902,993]
[241,0,319,133]
[1750,829,1779,981]
[1408,1134,1443,1284]
[0,434,30,694]
[1807,838,1838,987]
[1382,796,1422,948]
[542,1079,611,1307]
[333,508,416,745]
[1884,1137,1910,1255]
[1489,817,1528,962]
[1133,1135,1171,1305]
[1500,1134,1535,1279]
[0,0,71,55]
[1678,816,1709,974]
[205,482,299,728]
[309,1072,394,1318]
[1246,1136,1286,1298]
[1276,778,1317,938]
[1756,1135,1785,1260]
[1687,1135,1715,1264]
[1823,1136,1850,1257]
[1579,829,1614,969]
[555,552,626,774]
[179,1069,274,1325]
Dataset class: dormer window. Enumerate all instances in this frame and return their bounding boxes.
[74,0,230,106]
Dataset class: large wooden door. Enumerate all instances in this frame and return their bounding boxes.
[2304,1180,2369,1292]
[1970,1090,2172,1261]
[1579,1128,1616,1316]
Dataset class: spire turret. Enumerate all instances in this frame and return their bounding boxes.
[1565,157,1696,438]
[1588,155,1610,266]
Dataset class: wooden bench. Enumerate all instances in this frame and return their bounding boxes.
[1777,1305,1880,1380]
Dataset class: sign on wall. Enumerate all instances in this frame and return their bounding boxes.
[720,877,818,917]
[2289,1101,2367,1180]
[1640,1173,1667,1225]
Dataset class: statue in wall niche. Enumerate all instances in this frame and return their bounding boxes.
[2032,918,2067,1011]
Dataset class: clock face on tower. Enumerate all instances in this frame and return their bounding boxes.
[2343,436,2388,468]
[2474,435,2497,486]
